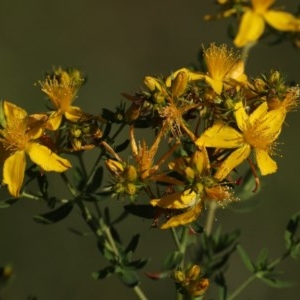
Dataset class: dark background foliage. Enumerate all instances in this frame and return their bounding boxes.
[0,1,299,299]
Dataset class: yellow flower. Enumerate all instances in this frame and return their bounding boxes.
[197,101,286,180]
[202,44,247,94]
[39,67,85,130]
[0,101,71,197]
[234,0,300,47]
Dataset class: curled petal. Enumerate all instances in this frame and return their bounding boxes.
[26,142,71,172]
[151,189,197,210]
[161,203,202,229]
[3,150,26,197]
[215,144,251,180]
[234,10,265,47]
[255,148,277,175]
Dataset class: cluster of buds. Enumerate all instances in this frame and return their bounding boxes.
[105,159,142,198]
[174,265,209,297]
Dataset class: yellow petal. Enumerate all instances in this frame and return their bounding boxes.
[234,10,265,47]
[204,76,223,94]
[65,106,84,122]
[47,111,63,130]
[151,189,197,209]
[3,101,27,128]
[196,123,243,149]
[215,144,251,180]
[255,148,277,175]
[3,150,26,197]
[234,101,249,132]
[252,0,274,13]
[264,11,300,32]
[248,101,268,126]
[160,203,202,229]
[26,142,71,172]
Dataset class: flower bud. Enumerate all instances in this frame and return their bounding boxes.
[124,165,138,182]
[70,126,82,138]
[188,278,209,297]
[126,182,137,195]
[174,270,185,282]
[144,76,162,92]
[105,159,124,175]
[125,103,141,124]
[171,71,188,97]
[187,265,201,281]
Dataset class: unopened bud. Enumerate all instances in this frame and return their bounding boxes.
[70,126,82,138]
[171,71,188,97]
[174,270,185,282]
[125,103,141,123]
[144,76,162,92]
[126,182,137,195]
[105,159,124,174]
[125,165,138,182]
[187,265,201,281]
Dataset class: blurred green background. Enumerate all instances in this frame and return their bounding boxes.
[0,0,299,299]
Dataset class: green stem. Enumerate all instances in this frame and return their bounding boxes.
[240,42,256,65]
[133,286,148,300]
[204,201,217,236]
[228,274,256,300]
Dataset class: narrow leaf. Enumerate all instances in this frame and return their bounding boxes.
[125,234,140,254]
[0,198,19,208]
[92,265,115,280]
[86,166,103,193]
[162,251,183,271]
[236,245,255,272]
[33,202,73,224]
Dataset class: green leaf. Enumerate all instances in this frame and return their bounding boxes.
[162,251,183,271]
[190,221,204,234]
[291,241,300,261]
[125,234,140,254]
[285,211,300,250]
[68,227,92,237]
[115,139,130,153]
[237,245,255,272]
[73,166,86,190]
[256,248,269,269]
[0,198,19,208]
[33,202,73,224]
[259,273,293,288]
[126,258,149,270]
[92,265,115,280]
[118,269,139,287]
[86,166,103,193]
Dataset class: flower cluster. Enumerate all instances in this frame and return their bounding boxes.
[104,43,299,229]
[0,44,298,230]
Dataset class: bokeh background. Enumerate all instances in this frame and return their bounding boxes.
[0,0,299,299]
